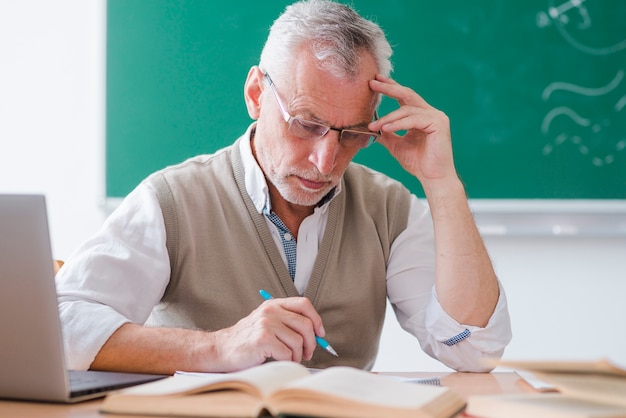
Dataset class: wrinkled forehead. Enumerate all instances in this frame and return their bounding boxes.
[285,46,379,110]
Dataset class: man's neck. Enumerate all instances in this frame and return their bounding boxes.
[267,187,315,240]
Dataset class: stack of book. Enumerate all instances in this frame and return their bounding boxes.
[467,359,626,418]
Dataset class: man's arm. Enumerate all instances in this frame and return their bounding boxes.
[57,184,325,374]
[90,296,326,375]
[369,75,499,327]
[424,177,499,326]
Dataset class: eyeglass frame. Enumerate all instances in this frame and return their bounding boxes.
[263,71,380,149]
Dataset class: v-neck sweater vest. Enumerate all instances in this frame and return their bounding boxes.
[146,139,410,370]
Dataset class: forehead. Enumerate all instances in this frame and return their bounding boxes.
[283,48,378,125]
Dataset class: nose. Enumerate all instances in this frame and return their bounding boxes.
[308,131,340,176]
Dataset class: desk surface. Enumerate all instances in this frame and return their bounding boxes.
[0,372,527,417]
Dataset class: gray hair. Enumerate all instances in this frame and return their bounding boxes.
[259,0,393,82]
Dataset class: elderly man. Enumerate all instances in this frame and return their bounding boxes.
[56,0,511,374]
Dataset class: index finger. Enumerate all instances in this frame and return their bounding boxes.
[271,296,326,337]
[369,74,430,108]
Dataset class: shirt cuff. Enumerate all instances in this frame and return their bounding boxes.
[58,299,130,370]
[424,281,512,354]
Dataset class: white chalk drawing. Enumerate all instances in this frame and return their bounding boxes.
[541,70,626,167]
[538,0,625,167]
[537,0,626,55]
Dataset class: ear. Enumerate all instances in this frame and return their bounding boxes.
[244,66,264,120]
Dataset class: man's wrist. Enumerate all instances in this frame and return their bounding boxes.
[422,176,467,206]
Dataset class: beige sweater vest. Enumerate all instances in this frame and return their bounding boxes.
[145,139,411,370]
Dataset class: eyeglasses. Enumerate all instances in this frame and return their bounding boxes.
[263,72,379,149]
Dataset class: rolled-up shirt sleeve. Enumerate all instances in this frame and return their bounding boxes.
[55,183,170,370]
[386,195,512,372]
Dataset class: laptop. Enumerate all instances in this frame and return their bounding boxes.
[0,194,166,403]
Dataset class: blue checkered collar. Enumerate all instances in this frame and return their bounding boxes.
[239,124,342,215]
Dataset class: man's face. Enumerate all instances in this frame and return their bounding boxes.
[252,50,379,208]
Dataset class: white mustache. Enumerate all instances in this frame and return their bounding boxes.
[289,170,336,184]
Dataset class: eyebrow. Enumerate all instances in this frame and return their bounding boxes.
[297,109,373,131]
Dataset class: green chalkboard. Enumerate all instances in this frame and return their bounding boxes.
[106,0,626,200]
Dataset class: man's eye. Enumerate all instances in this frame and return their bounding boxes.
[294,119,325,134]
[341,131,362,141]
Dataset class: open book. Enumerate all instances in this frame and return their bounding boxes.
[497,358,626,377]
[466,359,626,418]
[101,361,464,418]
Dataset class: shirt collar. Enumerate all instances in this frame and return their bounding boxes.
[238,123,341,215]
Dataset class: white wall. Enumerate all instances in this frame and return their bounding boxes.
[0,0,107,259]
[375,235,626,371]
[2,0,625,372]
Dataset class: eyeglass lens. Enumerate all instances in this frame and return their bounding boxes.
[288,118,377,149]
[265,71,378,149]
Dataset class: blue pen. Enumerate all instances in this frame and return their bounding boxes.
[259,289,339,357]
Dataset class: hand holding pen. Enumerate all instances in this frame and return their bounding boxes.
[206,290,334,372]
[259,290,338,357]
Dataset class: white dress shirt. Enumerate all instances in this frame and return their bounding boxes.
[56,127,511,372]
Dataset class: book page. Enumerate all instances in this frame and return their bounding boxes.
[515,370,558,393]
[268,366,464,418]
[116,361,310,398]
[101,362,313,418]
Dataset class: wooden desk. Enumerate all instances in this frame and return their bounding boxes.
[0,372,527,417]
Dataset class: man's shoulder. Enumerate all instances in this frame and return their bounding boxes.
[345,162,409,193]
[162,145,233,174]
[144,145,234,186]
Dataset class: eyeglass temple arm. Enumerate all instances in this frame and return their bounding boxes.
[263,72,292,122]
